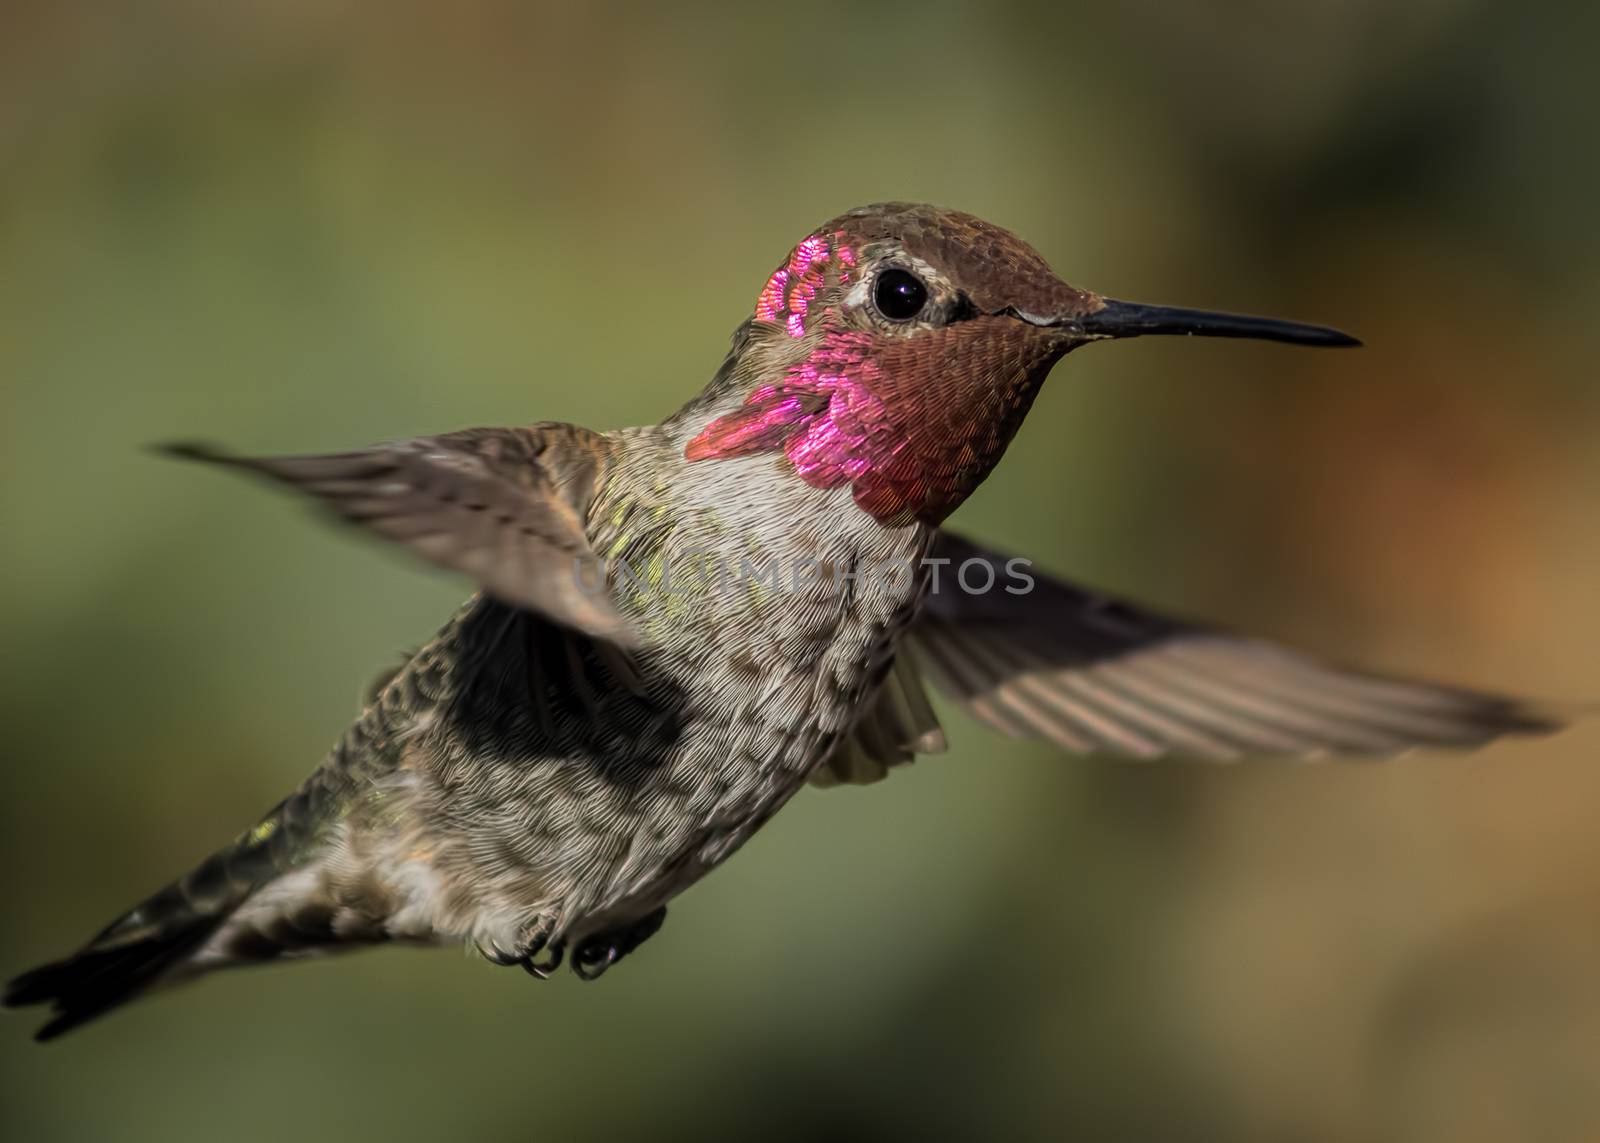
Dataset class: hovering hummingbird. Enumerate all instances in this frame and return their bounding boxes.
[6,203,1563,1040]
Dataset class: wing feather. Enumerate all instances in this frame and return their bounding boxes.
[161,424,629,643]
[909,531,1566,761]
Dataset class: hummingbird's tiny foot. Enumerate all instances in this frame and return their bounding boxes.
[485,916,563,977]
[521,940,564,979]
[572,941,617,981]
[570,905,667,981]
[475,938,527,968]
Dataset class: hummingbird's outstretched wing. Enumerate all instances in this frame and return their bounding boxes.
[160,424,631,644]
[907,531,1566,761]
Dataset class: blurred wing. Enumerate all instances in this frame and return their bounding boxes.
[162,425,630,644]
[908,531,1565,761]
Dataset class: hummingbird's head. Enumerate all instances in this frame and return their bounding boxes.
[686,202,1356,526]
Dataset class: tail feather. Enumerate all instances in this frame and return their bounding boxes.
[4,786,327,1041]
[5,914,224,1041]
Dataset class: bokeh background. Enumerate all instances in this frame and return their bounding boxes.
[3,2,1599,1140]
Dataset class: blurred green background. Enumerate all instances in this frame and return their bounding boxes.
[3,2,1599,1140]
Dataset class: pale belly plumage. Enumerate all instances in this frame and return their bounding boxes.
[208,441,931,968]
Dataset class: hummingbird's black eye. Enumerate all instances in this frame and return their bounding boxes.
[873,268,928,322]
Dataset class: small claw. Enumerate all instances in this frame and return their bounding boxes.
[511,920,564,979]
[521,942,564,979]
[569,906,666,981]
[572,941,618,982]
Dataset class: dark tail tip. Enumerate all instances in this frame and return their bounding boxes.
[150,441,232,465]
[5,922,215,1042]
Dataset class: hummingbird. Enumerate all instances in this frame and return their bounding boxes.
[5,202,1564,1041]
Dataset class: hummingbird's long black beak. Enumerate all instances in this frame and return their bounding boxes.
[1065,298,1361,348]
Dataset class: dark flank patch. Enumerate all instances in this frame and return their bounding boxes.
[444,599,687,792]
